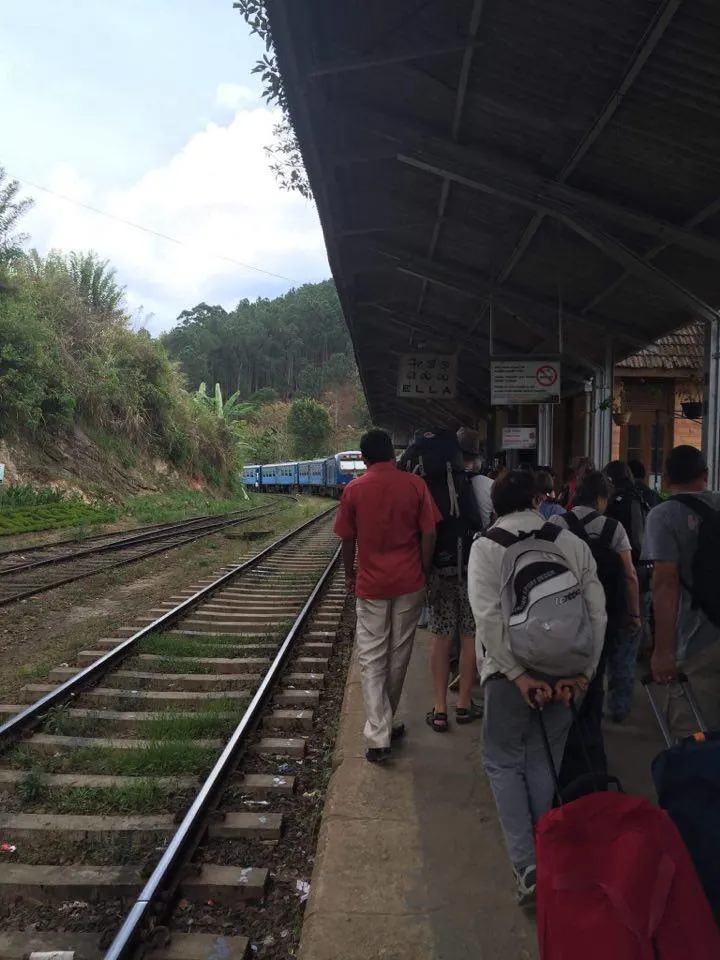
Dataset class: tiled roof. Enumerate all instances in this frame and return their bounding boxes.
[617,322,704,371]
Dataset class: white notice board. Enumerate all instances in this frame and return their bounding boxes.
[491,360,561,405]
[397,353,458,399]
[502,427,537,450]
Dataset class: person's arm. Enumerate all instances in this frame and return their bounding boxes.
[643,507,681,683]
[333,489,357,592]
[420,530,437,579]
[416,480,441,579]
[572,535,608,679]
[651,562,681,683]
[340,538,357,593]
[619,549,641,625]
[467,540,523,682]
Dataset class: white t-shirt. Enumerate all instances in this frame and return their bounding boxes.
[471,474,494,530]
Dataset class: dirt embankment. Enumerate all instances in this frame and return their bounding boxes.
[0,427,206,502]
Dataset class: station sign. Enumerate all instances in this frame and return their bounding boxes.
[502,427,537,450]
[397,353,458,399]
[491,360,561,405]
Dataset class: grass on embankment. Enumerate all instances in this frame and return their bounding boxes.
[0,485,276,538]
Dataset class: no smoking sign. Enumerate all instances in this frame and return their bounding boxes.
[536,365,558,388]
[491,360,561,405]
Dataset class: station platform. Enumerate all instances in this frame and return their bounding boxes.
[299,629,661,960]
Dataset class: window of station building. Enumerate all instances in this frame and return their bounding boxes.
[626,424,642,465]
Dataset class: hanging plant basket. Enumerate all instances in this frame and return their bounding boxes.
[612,410,632,426]
[681,401,704,420]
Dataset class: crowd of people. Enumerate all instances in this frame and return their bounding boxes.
[333,428,720,905]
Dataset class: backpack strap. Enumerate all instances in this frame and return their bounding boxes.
[534,522,562,543]
[482,527,519,548]
[672,494,718,521]
[594,516,620,550]
[564,510,589,543]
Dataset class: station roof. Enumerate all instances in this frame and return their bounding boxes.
[618,320,704,372]
[268,0,720,429]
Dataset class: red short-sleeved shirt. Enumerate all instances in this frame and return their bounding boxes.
[333,461,441,599]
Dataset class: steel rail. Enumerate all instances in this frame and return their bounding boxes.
[0,507,281,608]
[0,506,267,563]
[104,538,342,960]
[0,504,337,745]
[0,505,274,576]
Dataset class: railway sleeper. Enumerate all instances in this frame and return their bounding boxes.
[48,668,263,691]
[0,810,283,842]
[0,930,251,960]
[0,862,268,905]
[20,684,253,709]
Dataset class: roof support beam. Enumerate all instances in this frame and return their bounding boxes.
[415,0,486,320]
[583,196,720,314]
[307,39,487,78]
[487,0,685,289]
[372,246,650,347]
[396,152,720,263]
[398,153,720,323]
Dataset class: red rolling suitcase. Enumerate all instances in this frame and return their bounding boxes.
[534,703,720,960]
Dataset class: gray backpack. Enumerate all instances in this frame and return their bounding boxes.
[482,523,594,677]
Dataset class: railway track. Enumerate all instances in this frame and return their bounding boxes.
[0,506,345,959]
[0,503,281,607]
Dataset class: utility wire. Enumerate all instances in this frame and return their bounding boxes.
[11,173,296,284]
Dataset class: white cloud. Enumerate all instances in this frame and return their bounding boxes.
[215,82,256,110]
[23,104,329,333]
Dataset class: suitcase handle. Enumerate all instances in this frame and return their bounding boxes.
[641,673,707,747]
[532,689,621,806]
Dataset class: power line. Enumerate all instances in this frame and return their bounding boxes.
[11,173,296,284]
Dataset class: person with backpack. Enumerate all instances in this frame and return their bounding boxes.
[333,429,441,763]
[604,459,648,564]
[401,429,484,732]
[628,458,662,510]
[467,470,606,905]
[535,469,566,520]
[551,472,641,784]
[643,445,720,737]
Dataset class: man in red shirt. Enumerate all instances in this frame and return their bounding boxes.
[334,428,440,762]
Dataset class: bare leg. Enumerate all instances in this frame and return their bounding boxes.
[457,633,476,710]
[430,634,452,715]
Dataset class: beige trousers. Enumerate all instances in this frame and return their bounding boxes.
[355,589,425,749]
[670,640,720,737]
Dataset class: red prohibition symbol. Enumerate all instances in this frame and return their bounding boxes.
[536,365,558,387]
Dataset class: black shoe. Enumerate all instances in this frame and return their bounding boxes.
[366,747,390,763]
[390,723,406,742]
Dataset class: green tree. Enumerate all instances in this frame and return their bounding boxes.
[0,167,33,267]
[67,251,125,315]
[234,2,310,198]
[286,398,332,458]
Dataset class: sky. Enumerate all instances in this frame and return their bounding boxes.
[0,0,329,334]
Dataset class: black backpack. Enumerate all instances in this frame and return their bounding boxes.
[565,510,627,623]
[402,430,481,576]
[672,495,720,628]
[606,484,647,565]
[401,428,464,478]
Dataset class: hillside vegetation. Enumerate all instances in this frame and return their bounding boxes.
[0,169,235,486]
[0,168,368,496]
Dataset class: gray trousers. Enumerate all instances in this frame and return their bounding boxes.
[355,590,425,749]
[483,676,573,870]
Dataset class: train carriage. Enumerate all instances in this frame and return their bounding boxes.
[242,450,365,496]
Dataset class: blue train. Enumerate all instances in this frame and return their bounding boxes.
[241,450,366,496]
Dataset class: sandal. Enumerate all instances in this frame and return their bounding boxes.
[426,708,449,732]
[456,701,484,724]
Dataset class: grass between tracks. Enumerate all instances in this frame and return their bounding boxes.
[138,633,277,658]
[8,741,218,777]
